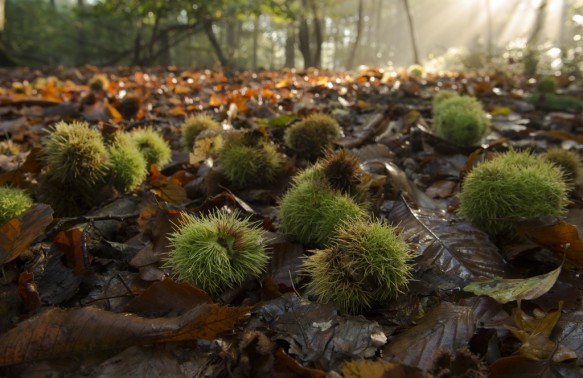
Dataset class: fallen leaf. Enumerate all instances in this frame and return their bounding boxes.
[0,304,250,366]
[17,271,41,313]
[275,348,326,378]
[386,198,511,280]
[382,302,475,370]
[463,266,561,304]
[0,204,54,265]
[53,227,89,274]
[341,359,425,378]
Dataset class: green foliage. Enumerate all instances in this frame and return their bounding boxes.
[218,133,283,187]
[302,217,412,313]
[459,150,568,235]
[164,209,269,295]
[537,76,557,94]
[542,148,582,184]
[432,90,459,110]
[129,127,172,169]
[0,187,33,225]
[42,121,109,188]
[279,180,366,246]
[527,92,583,112]
[284,113,342,161]
[107,133,148,192]
[181,114,221,151]
[433,96,490,147]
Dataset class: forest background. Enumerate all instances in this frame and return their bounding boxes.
[1,0,582,77]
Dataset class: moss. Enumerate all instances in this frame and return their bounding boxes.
[284,113,342,161]
[0,187,33,224]
[459,150,568,235]
[303,218,412,313]
[164,209,269,295]
[279,180,366,246]
[528,92,583,112]
[181,113,221,151]
[537,76,557,94]
[432,90,459,110]
[129,127,172,168]
[433,96,490,147]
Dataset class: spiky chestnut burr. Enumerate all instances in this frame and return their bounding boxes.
[0,186,33,225]
[284,113,342,161]
[129,127,172,168]
[302,217,412,313]
[459,150,568,235]
[433,96,490,147]
[293,149,370,206]
[279,180,366,246]
[542,147,582,185]
[164,209,269,295]
[181,113,221,151]
[218,132,284,187]
[107,132,147,192]
[41,120,109,188]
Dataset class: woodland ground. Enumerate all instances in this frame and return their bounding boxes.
[0,66,582,377]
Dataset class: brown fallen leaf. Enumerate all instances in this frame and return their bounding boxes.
[0,304,250,366]
[274,348,326,378]
[0,204,54,265]
[382,302,475,370]
[341,359,426,378]
[53,227,89,274]
[17,271,41,313]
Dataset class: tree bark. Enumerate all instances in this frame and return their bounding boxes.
[204,20,229,68]
[252,17,259,70]
[298,3,312,68]
[284,23,295,68]
[346,0,364,70]
[402,0,420,65]
[310,0,322,68]
[524,0,548,76]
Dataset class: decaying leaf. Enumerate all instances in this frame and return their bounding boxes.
[275,348,326,378]
[0,304,250,366]
[0,204,54,265]
[382,302,475,370]
[341,359,425,378]
[386,198,511,280]
[147,165,188,205]
[53,227,89,274]
[507,302,577,362]
[463,266,561,304]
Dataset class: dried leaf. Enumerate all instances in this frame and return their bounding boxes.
[0,204,53,265]
[463,266,561,304]
[382,302,475,370]
[148,165,188,205]
[17,271,41,313]
[0,304,250,365]
[341,359,425,378]
[274,348,326,378]
[386,198,511,280]
[53,228,89,274]
[553,308,583,361]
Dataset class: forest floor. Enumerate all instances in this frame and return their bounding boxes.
[0,66,582,377]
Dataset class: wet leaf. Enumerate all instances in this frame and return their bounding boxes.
[385,198,511,280]
[463,266,561,304]
[0,204,53,265]
[125,278,212,317]
[553,308,583,360]
[0,304,250,365]
[17,271,41,313]
[382,302,475,370]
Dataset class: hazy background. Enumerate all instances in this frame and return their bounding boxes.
[2,0,582,76]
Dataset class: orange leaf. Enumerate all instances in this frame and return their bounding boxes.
[53,228,89,274]
[0,304,250,365]
[0,204,53,265]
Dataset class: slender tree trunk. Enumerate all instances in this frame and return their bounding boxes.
[204,20,229,68]
[76,0,85,66]
[284,23,295,68]
[298,7,312,68]
[485,0,492,61]
[148,13,161,65]
[133,30,142,65]
[524,0,548,76]
[252,17,259,70]
[346,0,364,70]
[158,30,170,66]
[0,0,6,31]
[310,0,322,68]
[402,0,420,65]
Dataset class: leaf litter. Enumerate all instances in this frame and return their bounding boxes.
[0,66,582,376]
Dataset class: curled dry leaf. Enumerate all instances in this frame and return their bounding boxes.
[0,304,250,366]
[463,266,561,304]
[385,198,511,280]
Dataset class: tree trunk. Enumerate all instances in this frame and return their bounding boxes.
[298,9,312,68]
[76,0,85,66]
[133,31,142,65]
[524,0,548,76]
[252,17,259,70]
[284,23,295,68]
[158,29,170,66]
[0,0,5,31]
[310,0,322,68]
[402,0,420,65]
[204,20,229,68]
[346,0,364,70]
